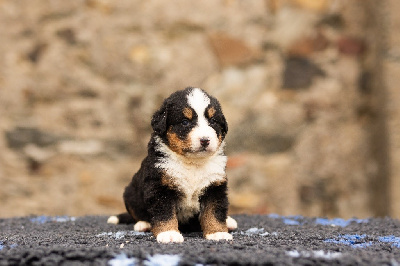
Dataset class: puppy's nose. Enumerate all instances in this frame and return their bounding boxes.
[200,138,210,148]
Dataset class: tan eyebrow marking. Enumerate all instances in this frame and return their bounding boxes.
[207,107,216,118]
[183,107,193,120]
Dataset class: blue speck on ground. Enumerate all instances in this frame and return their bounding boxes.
[268,214,302,225]
[97,231,149,239]
[282,218,301,225]
[326,234,400,249]
[108,254,181,266]
[315,218,368,227]
[234,227,270,236]
[268,214,369,227]
[243,228,266,235]
[30,216,76,224]
[325,234,374,248]
[0,242,17,251]
[287,250,342,260]
[379,236,400,248]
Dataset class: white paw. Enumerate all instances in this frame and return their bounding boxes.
[134,221,151,232]
[156,230,184,243]
[107,216,119,224]
[206,232,233,241]
[226,216,238,231]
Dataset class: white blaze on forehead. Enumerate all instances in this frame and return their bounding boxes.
[187,88,219,154]
[187,88,210,113]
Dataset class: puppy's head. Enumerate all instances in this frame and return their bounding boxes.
[152,87,228,157]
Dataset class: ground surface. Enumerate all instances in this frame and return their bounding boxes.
[1,215,400,265]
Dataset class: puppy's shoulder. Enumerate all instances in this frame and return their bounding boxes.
[131,136,166,182]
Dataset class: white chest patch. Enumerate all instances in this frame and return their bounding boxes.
[155,137,227,222]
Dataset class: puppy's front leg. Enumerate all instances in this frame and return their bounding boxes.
[151,213,183,243]
[199,182,233,241]
[147,191,183,243]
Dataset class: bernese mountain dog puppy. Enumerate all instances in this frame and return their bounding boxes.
[107,87,237,243]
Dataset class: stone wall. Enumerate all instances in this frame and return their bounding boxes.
[384,0,400,218]
[0,0,396,218]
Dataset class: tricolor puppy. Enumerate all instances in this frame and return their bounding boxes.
[107,87,237,243]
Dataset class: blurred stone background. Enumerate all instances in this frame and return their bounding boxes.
[1,0,399,219]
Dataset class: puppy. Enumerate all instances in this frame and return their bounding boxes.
[107,87,237,243]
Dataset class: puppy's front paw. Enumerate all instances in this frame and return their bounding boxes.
[134,221,151,232]
[206,232,233,241]
[156,230,184,243]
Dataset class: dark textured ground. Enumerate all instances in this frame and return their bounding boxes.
[1,214,400,265]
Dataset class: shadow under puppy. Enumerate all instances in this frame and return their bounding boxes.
[108,87,237,243]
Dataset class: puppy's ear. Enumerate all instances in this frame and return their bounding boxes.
[213,100,228,138]
[151,103,168,136]
[220,114,228,138]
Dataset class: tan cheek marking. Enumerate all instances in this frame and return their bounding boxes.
[207,107,216,118]
[161,171,176,189]
[218,134,223,146]
[183,107,193,120]
[200,201,228,236]
[167,127,191,155]
[151,214,179,237]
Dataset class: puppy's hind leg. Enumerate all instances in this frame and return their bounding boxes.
[226,216,238,231]
[107,212,135,224]
[134,221,152,232]
[107,213,151,232]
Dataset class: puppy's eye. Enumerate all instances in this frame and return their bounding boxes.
[181,119,190,126]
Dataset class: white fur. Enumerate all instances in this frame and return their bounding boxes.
[226,216,238,230]
[134,221,151,232]
[206,232,233,241]
[107,216,119,224]
[187,88,219,155]
[155,137,227,222]
[156,230,184,243]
